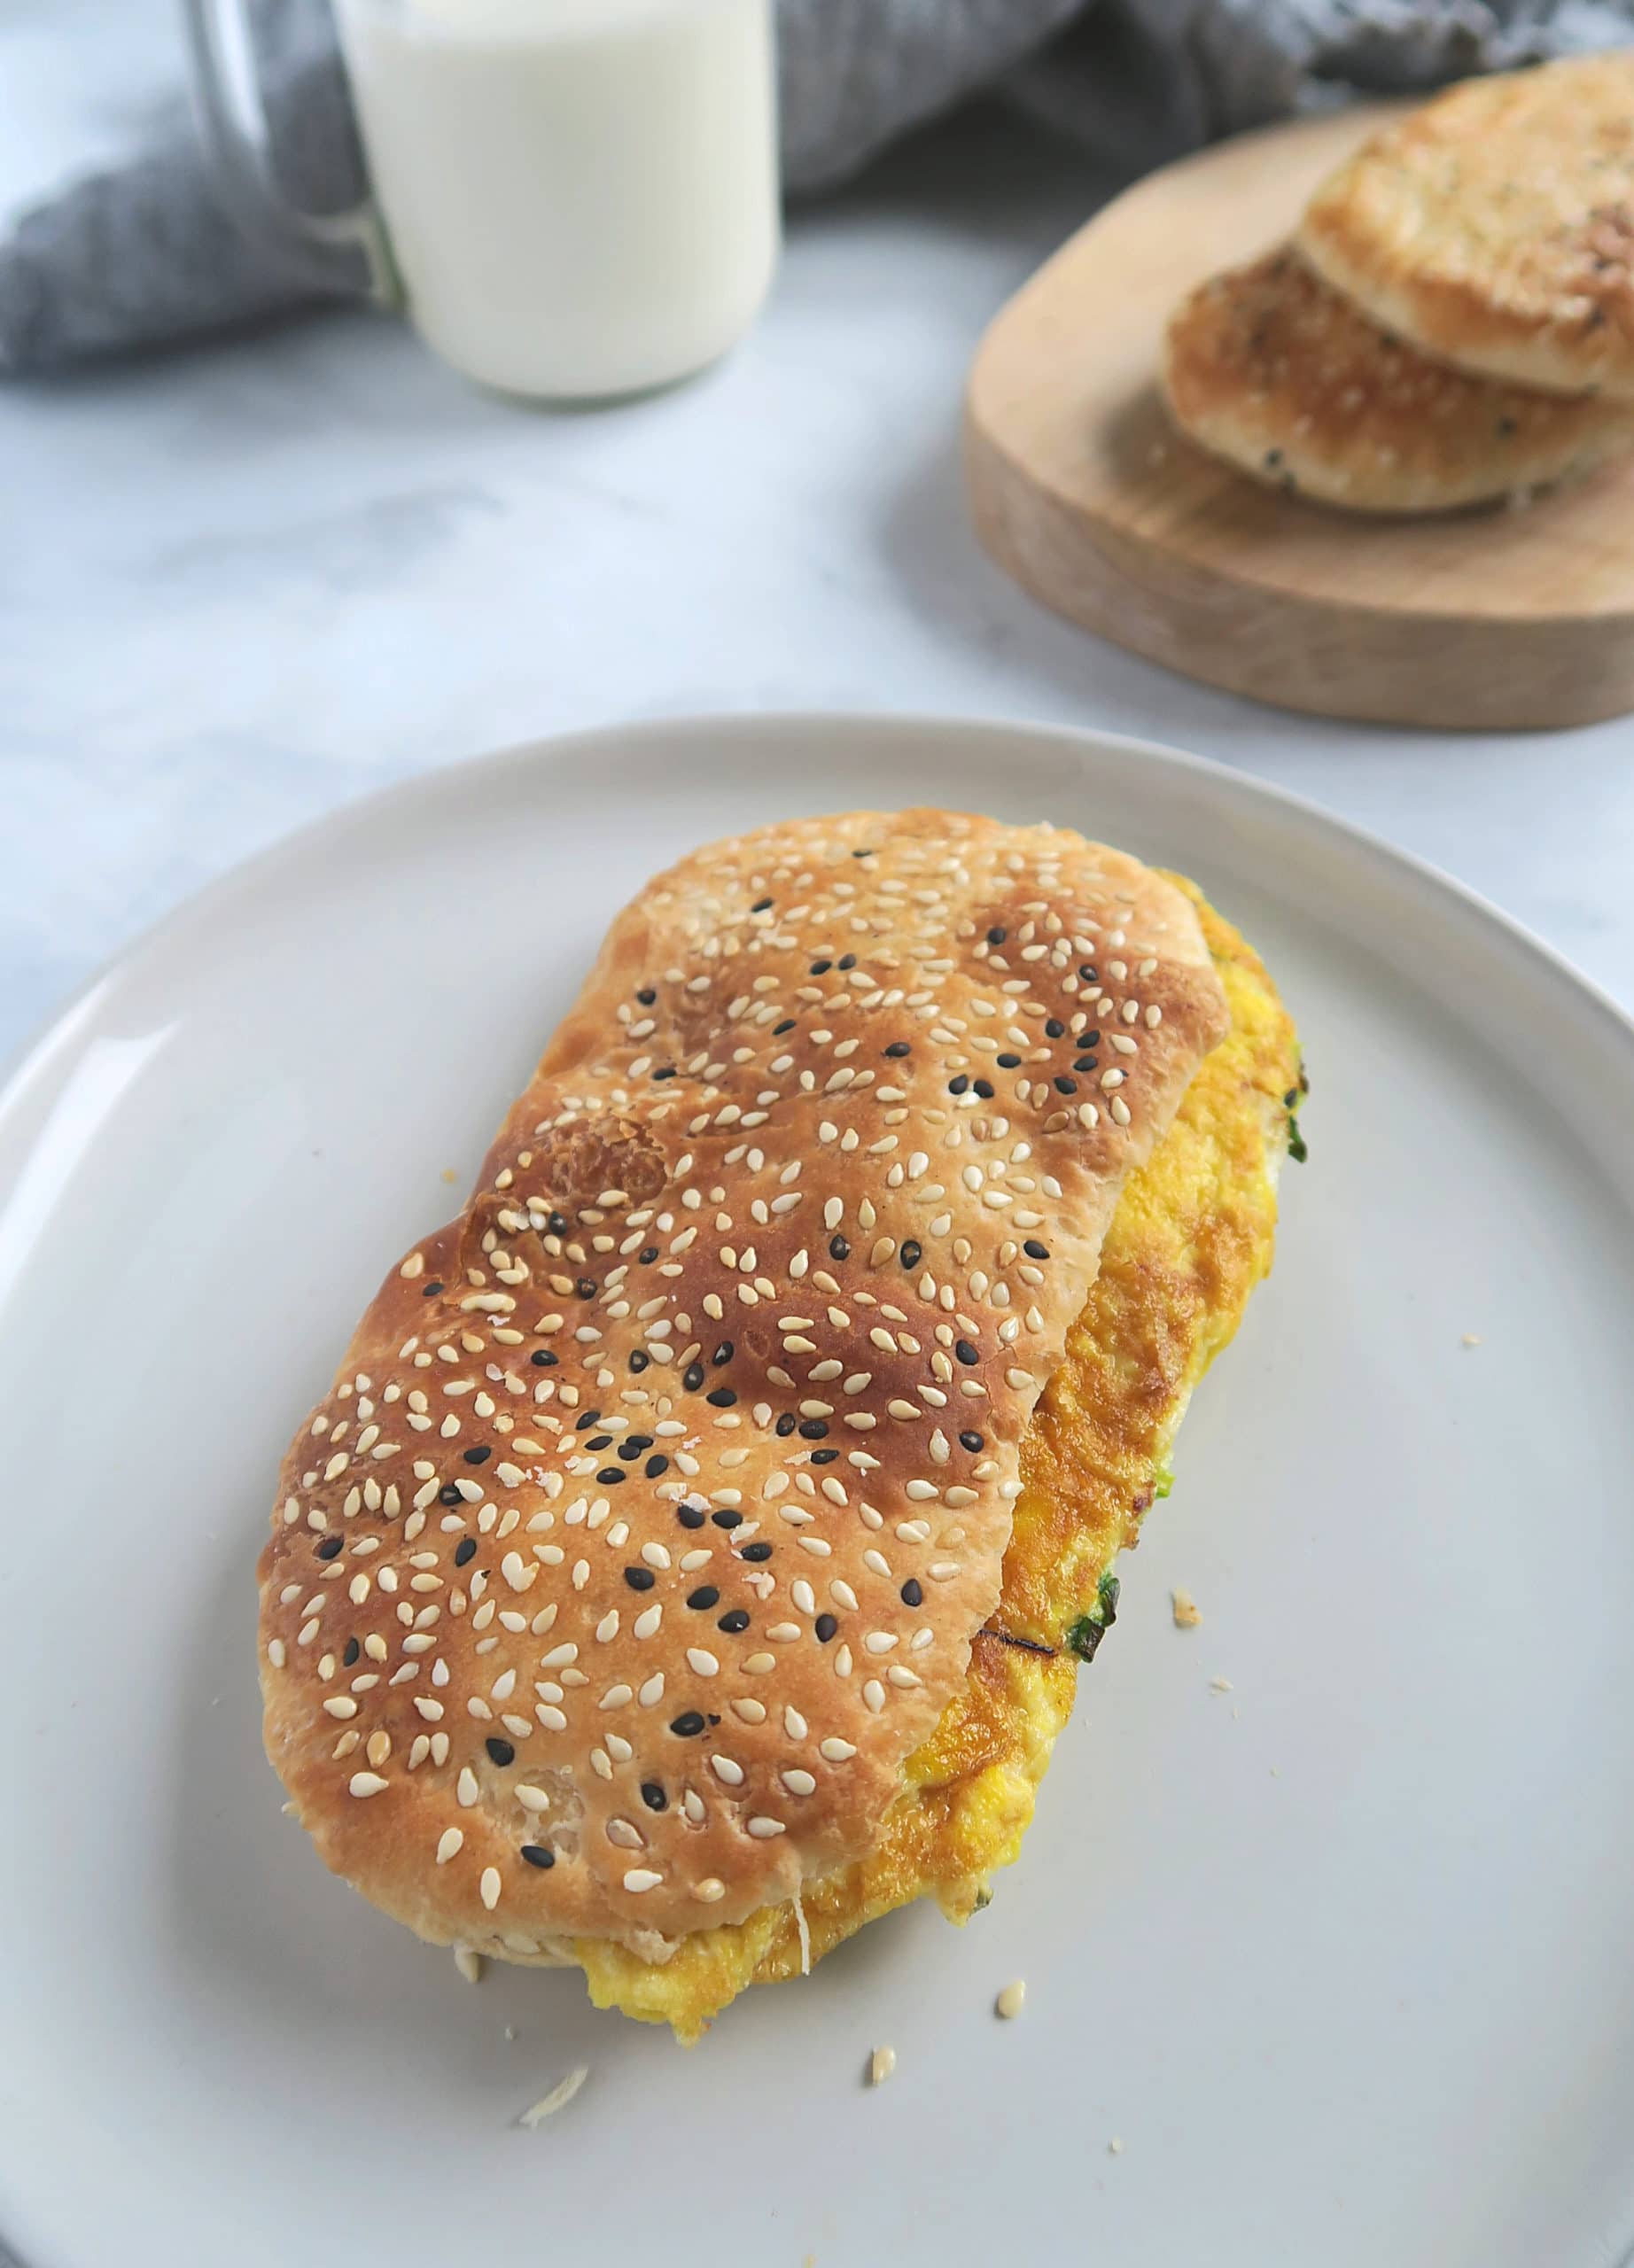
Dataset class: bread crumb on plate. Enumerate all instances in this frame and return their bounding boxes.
[995,1978,1026,2020]
[1171,1588,1202,1627]
[868,2045,897,2088]
[517,2067,588,2128]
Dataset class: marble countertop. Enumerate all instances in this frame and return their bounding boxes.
[5,0,1634,1074]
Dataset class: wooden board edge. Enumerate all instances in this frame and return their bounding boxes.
[963,403,1634,731]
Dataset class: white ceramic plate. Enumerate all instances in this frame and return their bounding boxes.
[4,715,1634,2268]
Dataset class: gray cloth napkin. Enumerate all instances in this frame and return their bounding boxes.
[2,0,1630,371]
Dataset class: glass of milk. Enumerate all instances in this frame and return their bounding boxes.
[183,0,781,401]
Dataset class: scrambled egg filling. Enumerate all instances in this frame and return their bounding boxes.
[575,886,1299,2039]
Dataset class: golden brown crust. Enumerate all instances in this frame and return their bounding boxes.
[1298,56,1634,400]
[260,810,1228,1951]
[1162,246,1634,512]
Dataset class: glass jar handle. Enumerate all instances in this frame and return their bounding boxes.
[181,0,400,305]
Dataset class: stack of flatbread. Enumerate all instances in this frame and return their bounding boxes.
[1161,55,1634,515]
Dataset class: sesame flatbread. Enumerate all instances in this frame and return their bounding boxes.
[1299,56,1634,400]
[1162,247,1634,514]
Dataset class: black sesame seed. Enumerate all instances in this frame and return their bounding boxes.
[838,953,857,969]
[454,1537,478,1567]
[624,1565,655,1590]
[574,1410,602,1431]
[520,1844,556,1868]
[718,1608,751,1633]
[677,1503,707,1529]
[815,1613,838,1643]
[1284,1088,1299,1107]
[1054,1076,1078,1094]
[587,1434,612,1452]
[741,1542,773,1563]
[1045,1018,1065,1038]
[986,926,1008,944]
[948,1075,969,1096]
[1073,1057,1098,1073]
[486,1737,515,1767]
[884,1041,911,1058]
[1079,965,1098,982]
[645,1455,669,1478]
[626,1434,653,1452]
[959,1430,984,1452]
[439,1483,463,1506]
[641,1781,668,1810]
[829,1234,851,1261]
[773,1414,798,1442]
[1083,1029,1101,1046]
[597,1467,626,1486]
[712,1340,735,1365]
[899,1240,922,1270]
[670,1713,705,1737]
[639,1245,659,1264]
[955,1339,979,1365]
[1023,1239,1049,1259]
[652,1067,676,1081]
[774,1019,796,1035]
[530,1348,558,1369]
[810,959,831,975]
[973,1079,994,1099]
[900,1579,923,1607]
[798,1418,829,1440]
[687,1585,720,1610]
[810,1449,839,1464]
[852,847,874,858]
[712,1510,743,1529]
[629,1348,650,1373]
[315,1534,343,1559]
[462,1445,491,1465]
[682,1363,705,1392]
[751,897,773,913]
[575,1276,597,1300]
[547,1211,567,1235]
[705,1386,737,1409]
[616,1439,642,1460]
[343,1635,361,1666]
[421,1280,444,1298]
[997,1052,1022,1068]
[636,987,657,1005]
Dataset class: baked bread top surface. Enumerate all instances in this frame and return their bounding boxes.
[260,808,1227,1946]
[1162,246,1634,512]
[1297,55,1634,400]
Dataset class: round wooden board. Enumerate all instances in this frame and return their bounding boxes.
[965,105,1634,731]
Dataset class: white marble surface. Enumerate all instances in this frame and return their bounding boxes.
[5,0,1634,1075]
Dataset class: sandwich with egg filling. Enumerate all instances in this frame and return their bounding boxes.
[260,809,1299,2039]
